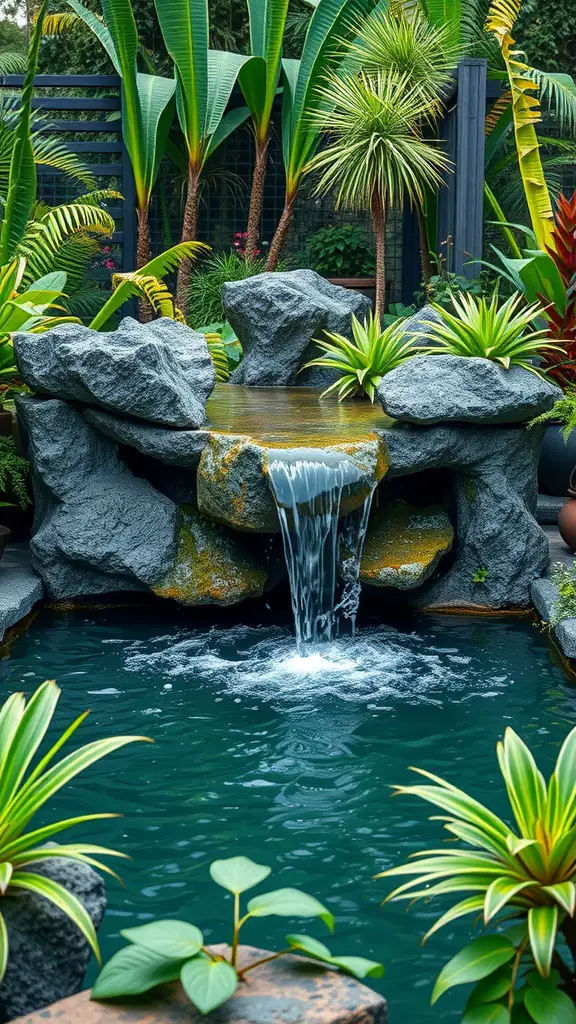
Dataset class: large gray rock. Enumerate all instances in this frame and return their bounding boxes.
[223,270,371,386]
[84,408,211,469]
[14,317,215,427]
[0,857,105,1022]
[17,397,179,599]
[378,355,562,425]
[401,304,443,345]
[377,421,549,609]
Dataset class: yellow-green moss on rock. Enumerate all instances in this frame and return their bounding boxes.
[360,500,454,590]
[153,504,274,606]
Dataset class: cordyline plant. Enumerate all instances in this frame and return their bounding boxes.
[0,679,149,981]
[379,726,576,1022]
[540,191,576,387]
[304,311,421,401]
[423,291,562,374]
[93,855,383,1014]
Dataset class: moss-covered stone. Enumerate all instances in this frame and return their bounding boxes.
[360,500,454,589]
[153,504,275,606]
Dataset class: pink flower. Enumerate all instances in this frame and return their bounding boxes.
[105,259,115,269]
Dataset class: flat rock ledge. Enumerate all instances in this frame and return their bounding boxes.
[360,500,454,589]
[12,945,387,1024]
[531,577,576,660]
[0,543,43,642]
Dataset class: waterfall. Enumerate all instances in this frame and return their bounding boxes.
[266,449,375,650]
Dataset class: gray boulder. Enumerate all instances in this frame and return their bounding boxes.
[223,270,371,386]
[14,316,215,427]
[378,355,562,425]
[0,857,106,1022]
[84,408,211,469]
[401,304,443,345]
[18,397,179,599]
[378,421,548,609]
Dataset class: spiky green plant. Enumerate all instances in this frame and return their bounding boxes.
[0,679,149,982]
[423,291,561,372]
[303,311,420,401]
[378,726,576,1020]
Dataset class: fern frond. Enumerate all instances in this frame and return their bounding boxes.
[72,189,123,207]
[0,52,27,74]
[42,11,91,33]
[485,89,512,134]
[17,202,115,283]
[31,132,95,188]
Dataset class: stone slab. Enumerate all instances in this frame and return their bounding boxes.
[537,494,566,524]
[12,945,387,1024]
[360,501,454,589]
[0,543,43,642]
[84,408,211,469]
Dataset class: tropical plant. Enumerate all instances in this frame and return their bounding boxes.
[0,679,148,982]
[265,0,371,271]
[152,0,251,304]
[423,291,561,372]
[548,560,576,627]
[237,0,291,260]
[305,72,450,315]
[305,224,376,278]
[92,854,383,1013]
[379,725,576,1021]
[303,311,420,400]
[185,251,280,328]
[415,269,484,311]
[0,435,29,508]
[529,386,576,439]
[195,320,243,379]
[44,0,176,269]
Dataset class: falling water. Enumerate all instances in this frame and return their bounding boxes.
[266,449,375,651]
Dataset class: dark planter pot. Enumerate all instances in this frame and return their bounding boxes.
[538,424,576,496]
[0,410,13,437]
[0,525,10,559]
[327,276,376,308]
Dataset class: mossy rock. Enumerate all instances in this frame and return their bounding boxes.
[360,500,454,589]
[153,504,277,606]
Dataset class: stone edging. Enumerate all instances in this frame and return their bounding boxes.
[0,543,44,644]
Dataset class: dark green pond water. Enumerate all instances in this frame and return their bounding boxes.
[1,606,575,1022]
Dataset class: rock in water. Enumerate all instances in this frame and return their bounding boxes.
[17,396,179,598]
[378,355,562,425]
[14,317,215,427]
[223,269,371,386]
[0,858,105,1022]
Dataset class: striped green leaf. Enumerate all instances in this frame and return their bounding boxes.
[431,936,516,1005]
[484,878,536,923]
[497,728,547,837]
[541,881,576,916]
[0,863,12,896]
[10,871,101,962]
[528,905,558,978]
[423,895,486,943]
[0,912,8,984]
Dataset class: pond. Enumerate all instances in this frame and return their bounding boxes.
[1,605,574,1022]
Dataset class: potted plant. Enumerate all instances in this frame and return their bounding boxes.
[531,387,576,547]
[305,224,377,305]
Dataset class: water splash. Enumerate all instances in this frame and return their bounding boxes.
[266,449,375,650]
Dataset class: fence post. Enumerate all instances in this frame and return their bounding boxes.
[453,58,487,279]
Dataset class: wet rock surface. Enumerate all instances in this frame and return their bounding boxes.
[360,500,454,589]
[14,317,215,427]
[223,270,371,386]
[378,355,562,425]
[0,858,105,1023]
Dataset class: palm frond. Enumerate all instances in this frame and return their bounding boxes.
[31,132,96,188]
[530,69,576,138]
[0,53,27,74]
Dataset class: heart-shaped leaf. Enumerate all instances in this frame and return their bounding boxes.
[121,920,203,960]
[247,888,335,931]
[329,956,385,979]
[432,936,516,1005]
[286,934,333,961]
[92,945,184,999]
[180,956,238,1014]
[209,856,271,895]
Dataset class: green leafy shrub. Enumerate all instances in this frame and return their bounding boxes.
[303,311,421,401]
[0,679,148,980]
[185,253,288,328]
[415,272,484,311]
[305,224,376,278]
[530,385,576,440]
[379,725,576,1021]
[549,560,576,626]
[93,855,383,1014]
[0,435,29,509]
[423,292,562,373]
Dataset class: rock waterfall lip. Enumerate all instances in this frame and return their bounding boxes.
[377,354,563,425]
[14,316,216,428]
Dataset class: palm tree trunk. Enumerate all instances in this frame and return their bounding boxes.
[371,192,386,318]
[136,206,154,323]
[177,161,202,309]
[266,194,296,271]
[245,135,269,261]
[416,201,433,289]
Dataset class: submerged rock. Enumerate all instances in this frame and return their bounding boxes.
[153,504,279,605]
[380,421,548,609]
[223,269,371,386]
[18,397,179,598]
[378,355,562,425]
[360,500,454,589]
[0,858,105,1022]
[14,317,215,427]
[197,433,388,532]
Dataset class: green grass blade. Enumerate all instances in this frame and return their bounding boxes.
[10,871,101,962]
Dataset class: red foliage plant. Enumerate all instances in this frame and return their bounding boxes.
[541,190,576,386]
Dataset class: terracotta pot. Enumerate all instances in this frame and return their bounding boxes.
[0,524,11,559]
[558,468,576,551]
[327,276,376,308]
